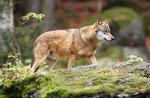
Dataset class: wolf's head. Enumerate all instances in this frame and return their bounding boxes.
[94,19,114,41]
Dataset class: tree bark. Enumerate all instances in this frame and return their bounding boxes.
[41,0,55,31]
[25,0,41,24]
[98,0,102,13]
[0,0,14,30]
[0,0,18,63]
[21,0,55,31]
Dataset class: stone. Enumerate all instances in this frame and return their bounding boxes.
[123,46,150,62]
[37,72,48,76]
[1,61,150,98]
[117,17,145,46]
[117,94,130,98]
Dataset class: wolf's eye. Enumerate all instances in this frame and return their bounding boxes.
[104,30,107,33]
[103,30,107,34]
[95,30,98,34]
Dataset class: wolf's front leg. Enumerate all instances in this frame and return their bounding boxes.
[68,55,76,68]
[89,55,98,64]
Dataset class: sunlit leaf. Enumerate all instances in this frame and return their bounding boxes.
[21,12,45,23]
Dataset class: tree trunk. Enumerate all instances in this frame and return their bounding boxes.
[22,0,55,31]
[0,0,18,63]
[98,0,102,13]
[0,0,14,30]
[25,0,41,24]
[41,0,55,31]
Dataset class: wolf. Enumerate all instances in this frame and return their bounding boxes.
[30,19,114,74]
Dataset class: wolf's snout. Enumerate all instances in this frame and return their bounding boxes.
[111,36,115,40]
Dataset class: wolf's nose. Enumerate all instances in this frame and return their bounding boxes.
[111,36,115,40]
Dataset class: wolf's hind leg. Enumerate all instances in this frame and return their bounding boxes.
[30,43,49,74]
[30,56,48,74]
[47,51,58,70]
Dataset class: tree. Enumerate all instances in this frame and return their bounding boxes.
[25,0,41,24]
[41,0,55,31]
[98,0,102,13]
[0,0,19,63]
[24,0,55,31]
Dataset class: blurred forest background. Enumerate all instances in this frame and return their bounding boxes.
[0,0,150,69]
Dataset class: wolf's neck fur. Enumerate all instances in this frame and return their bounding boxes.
[79,25,103,48]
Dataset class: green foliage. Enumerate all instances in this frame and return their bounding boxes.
[3,53,22,67]
[103,7,139,28]
[19,12,45,25]
[83,7,139,30]
[127,55,144,62]
[0,53,29,83]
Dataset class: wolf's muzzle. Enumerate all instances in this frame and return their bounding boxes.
[111,36,115,40]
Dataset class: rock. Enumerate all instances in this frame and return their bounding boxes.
[0,61,150,98]
[37,72,48,76]
[117,94,130,98]
[117,17,145,46]
[123,46,150,62]
[26,89,42,98]
[120,76,138,83]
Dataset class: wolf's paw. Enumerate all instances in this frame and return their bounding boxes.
[77,51,85,55]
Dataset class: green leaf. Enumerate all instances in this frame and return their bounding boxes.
[20,12,45,23]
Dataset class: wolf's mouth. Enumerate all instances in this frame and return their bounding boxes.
[104,38,108,41]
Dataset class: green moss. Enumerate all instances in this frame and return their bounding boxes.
[103,7,139,28]
[83,7,140,29]
[133,71,141,77]
[0,63,150,97]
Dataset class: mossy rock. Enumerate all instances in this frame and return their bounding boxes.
[0,61,150,98]
[83,7,140,29]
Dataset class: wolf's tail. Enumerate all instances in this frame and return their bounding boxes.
[31,41,37,68]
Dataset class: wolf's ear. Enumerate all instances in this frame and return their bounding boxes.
[97,18,102,25]
[94,18,102,28]
[103,19,109,24]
